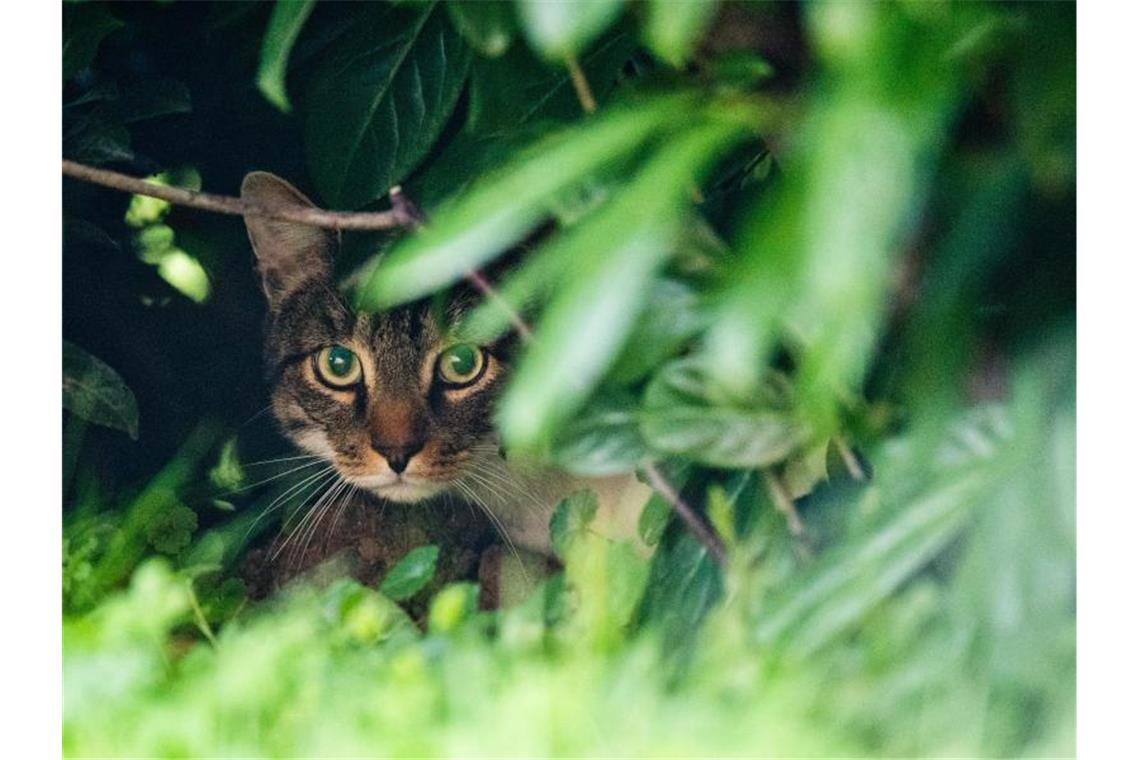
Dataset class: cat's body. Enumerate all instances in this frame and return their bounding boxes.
[241,172,649,565]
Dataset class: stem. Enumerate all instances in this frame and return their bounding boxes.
[564,54,597,114]
[763,469,805,537]
[62,159,418,231]
[642,463,726,565]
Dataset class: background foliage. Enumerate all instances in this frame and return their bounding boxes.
[62,1,1075,757]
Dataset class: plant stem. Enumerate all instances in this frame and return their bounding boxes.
[62,160,419,231]
[642,463,726,564]
[564,54,597,114]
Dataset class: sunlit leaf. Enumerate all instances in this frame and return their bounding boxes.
[257,0,316,111]
[515,0,625,61]
[644,0,718,67]
[498,120,749,449]
[63,341,140,440]
[358,94,694,309]
[552,391,648,475]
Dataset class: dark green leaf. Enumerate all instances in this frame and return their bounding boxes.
[63,341,139,439]
[302,3,472,208]
[640,358,808,468]
[380,545,441,601]
[63,3,124,81]
[146,503,198,555]
[257,0,316,111]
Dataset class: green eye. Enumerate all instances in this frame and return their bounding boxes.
[437,344,486,386]
[314,345,362,388]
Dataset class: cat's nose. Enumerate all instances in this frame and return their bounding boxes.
[374,442,423,474]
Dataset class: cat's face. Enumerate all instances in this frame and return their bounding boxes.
[242,172,505,503]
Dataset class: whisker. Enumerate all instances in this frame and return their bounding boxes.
[243,464,336,541]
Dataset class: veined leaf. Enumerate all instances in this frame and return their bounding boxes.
[516,0,625,61]
[497,120,749,449]
[640,357,808,468]
[257,0,316,112]
[302,3,472,208]
[357,94,694,310]
[63,341,139,440]
[552,391,649,475]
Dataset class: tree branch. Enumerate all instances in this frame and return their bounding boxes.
[62,160,419,231]
[641,463,727,565]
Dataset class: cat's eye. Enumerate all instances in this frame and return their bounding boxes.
[436,344,486,387]
[314,345,362,388]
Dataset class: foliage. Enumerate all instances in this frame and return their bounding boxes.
[62,1,1074,757]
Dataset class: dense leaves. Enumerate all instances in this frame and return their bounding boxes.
[62,1,1074,757]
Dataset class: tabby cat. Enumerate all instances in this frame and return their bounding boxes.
[240,172,648,563]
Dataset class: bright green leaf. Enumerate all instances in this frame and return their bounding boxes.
[380,545,441,601]
[644,0,718,67]
[516,0,625,60]
[257,0,316,111]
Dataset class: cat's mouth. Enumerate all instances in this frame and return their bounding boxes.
[345,472,448,504]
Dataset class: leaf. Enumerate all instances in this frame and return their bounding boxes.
[516,0,625,61]
[380,545,441,601]
[549,490,599,559]
[552,391,649,476]
[446,0,514,57]
[640,358,809,468]
[357,94,693,309]
[63,341,139,439]
[302,2,472,208]
[257,0,316,111]
[112,78,192,124]
[644,0,718,67]
[145,503,199,556]
[497,120,749,449]
[63,3,124,81]
[608,278,706,383]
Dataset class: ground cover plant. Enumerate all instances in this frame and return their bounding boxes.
[62,1,1075,756]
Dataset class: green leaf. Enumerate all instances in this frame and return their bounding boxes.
[552,391,649,476]
[302,3,472,208]
[380,545,441,601]
[146,503,199,556]
[497,120,748,448]
[63,3,124,81]
[256,0,316,111]
[63,341,139,440]
[358,94,692,309]
[608,278,705,383]
[446,0,514,57]
[549,490,599,558]
[516,0,625,61]
[644,0,718,67]
[640,358,808,468]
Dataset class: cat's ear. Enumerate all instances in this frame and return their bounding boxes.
[240,171,337,308]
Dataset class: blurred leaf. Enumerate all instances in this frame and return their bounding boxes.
[498,119,750,448]
[257,0,316,111]
[146,502,198,555]
[446,0,514,57]
[644,0,718,67]
[63,3,123,81]
[428,582,479,633]
[208,439,245,491]
[552,391,648,475]
[609,278,705,383]
[112,78,192,124]
[63,341,139,440]
[549,490,599,558]
[380,545,441,601]
[641,358,808,469]
[516,0,625,61]
[302,3,472,208]
[358,94,693,309]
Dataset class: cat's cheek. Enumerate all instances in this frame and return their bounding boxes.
[292,429,338,460]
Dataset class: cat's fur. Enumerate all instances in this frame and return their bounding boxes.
[241,172,648,559]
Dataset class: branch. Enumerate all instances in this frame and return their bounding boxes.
[62,160,419,231]
[641,463,727,565]
[564,55,597,114]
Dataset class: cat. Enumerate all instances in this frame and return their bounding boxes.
[240,172,650,564]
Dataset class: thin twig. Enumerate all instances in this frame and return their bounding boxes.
[834,436,867,482]
[62,159,419,231]
[564,54,597,114]
[763,469,805,537]
[642,463,726,565]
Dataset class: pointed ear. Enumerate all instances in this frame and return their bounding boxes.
[240,171,337,308]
